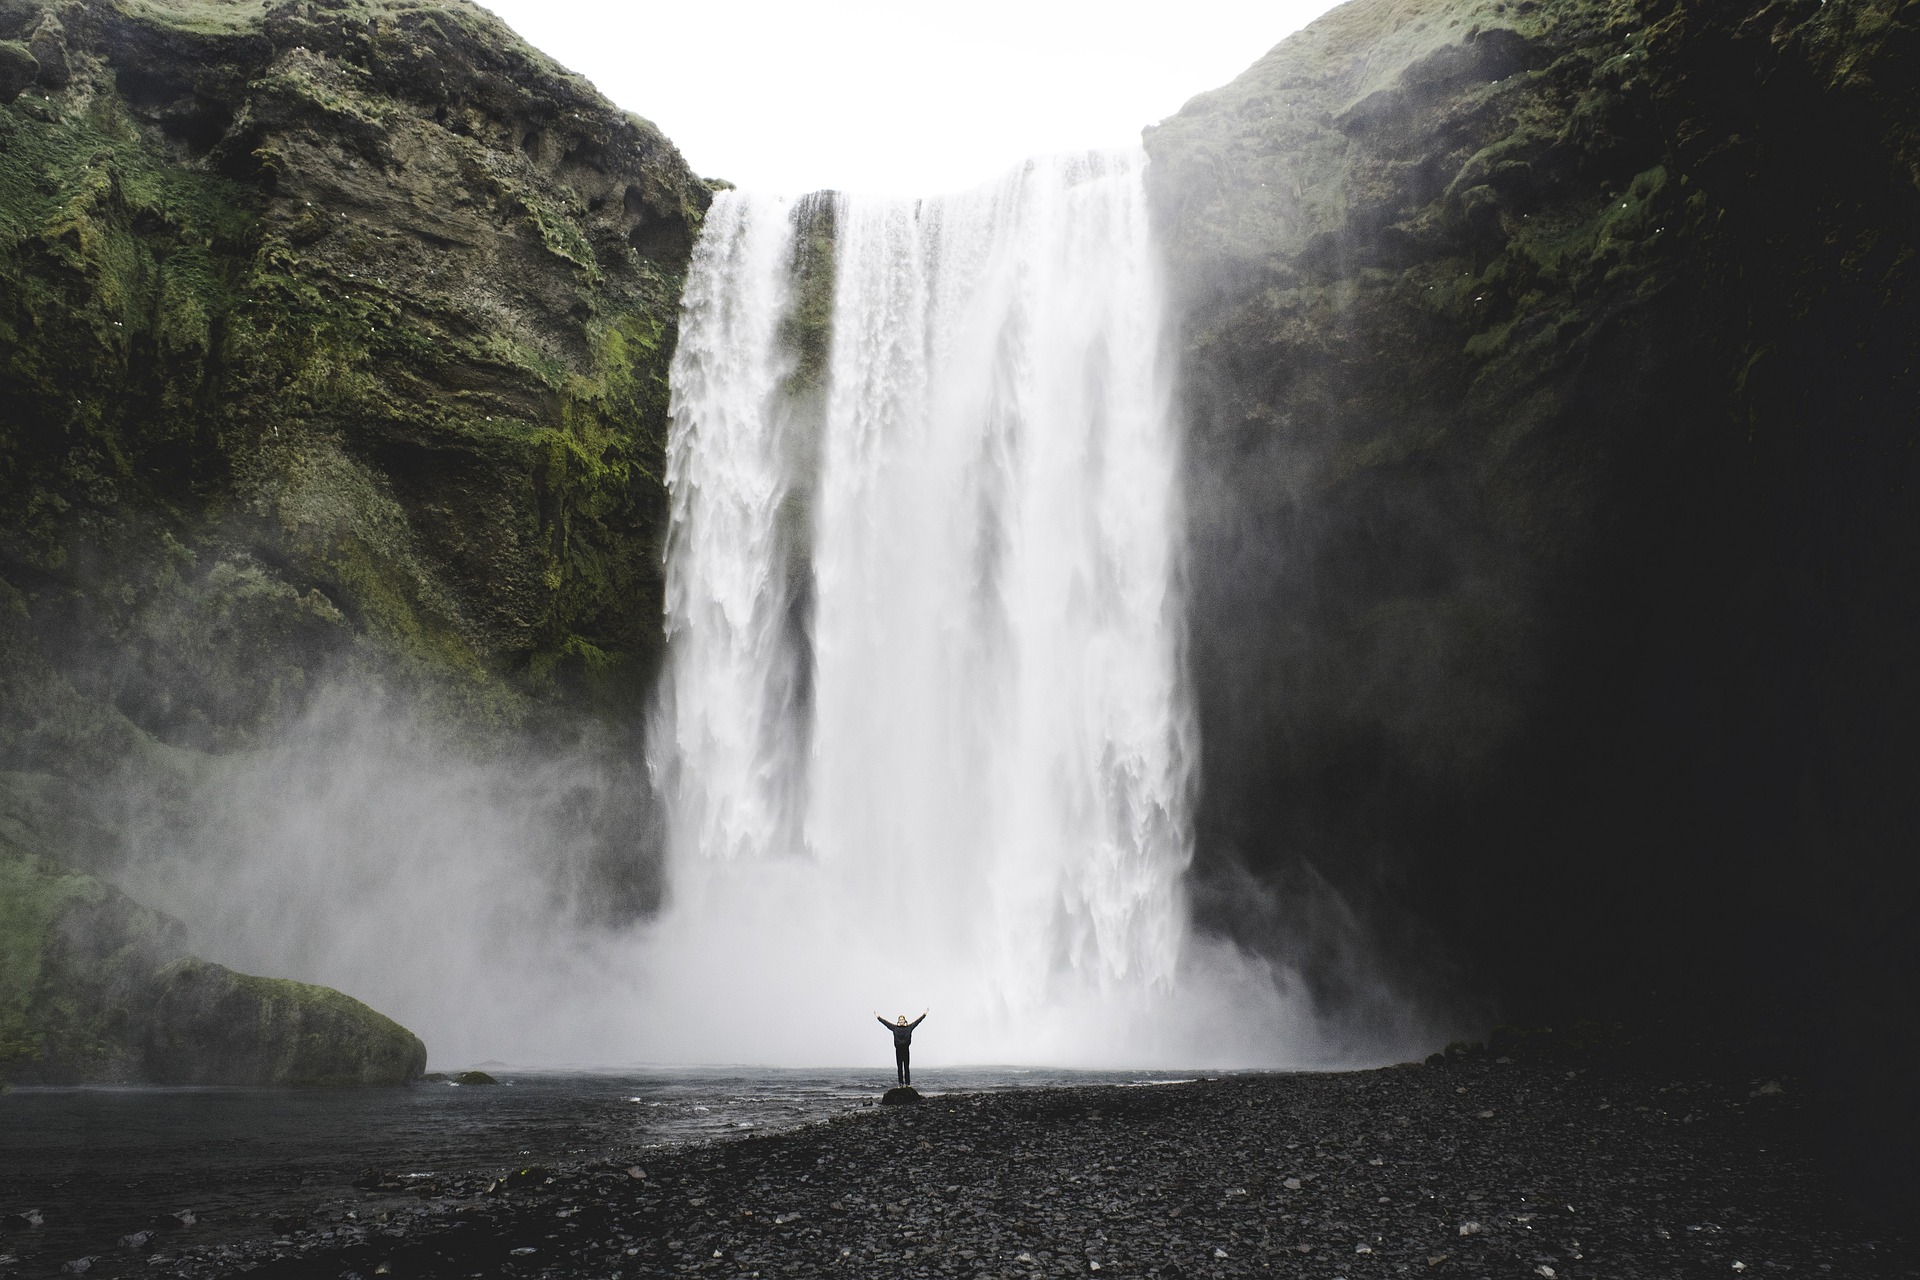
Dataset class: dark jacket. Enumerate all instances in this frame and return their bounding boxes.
[878,1015,925,1048]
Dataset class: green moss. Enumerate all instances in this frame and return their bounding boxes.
[0,845,89,1065]
[148,959,426,1087]
[779,193,838,396]
[110,0,272,37]
[0,0,706,1080]
[146,955,428,1090]
[0,834,187,1081]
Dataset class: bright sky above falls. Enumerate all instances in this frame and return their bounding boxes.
[477,0,1345,196]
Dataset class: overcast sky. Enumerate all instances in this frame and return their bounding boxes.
[475,0,1343,195]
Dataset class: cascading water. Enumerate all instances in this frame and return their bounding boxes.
[651,152,1320,1066]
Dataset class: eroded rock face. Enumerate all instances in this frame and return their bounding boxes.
[0,0,711,752]
[1146,0,1919,1195]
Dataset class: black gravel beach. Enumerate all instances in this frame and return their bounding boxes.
[6,1033,1913,1280]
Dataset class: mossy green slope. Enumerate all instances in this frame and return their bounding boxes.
[0,0,711,758]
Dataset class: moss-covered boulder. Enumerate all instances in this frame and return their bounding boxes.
[0,838,425,1084]
[144,957,425,1086]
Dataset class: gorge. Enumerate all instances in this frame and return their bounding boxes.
[1,0,1917,1227]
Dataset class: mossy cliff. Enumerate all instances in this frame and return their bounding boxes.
[0,0,708,1081]
[0,0,710,757]
[1146,0,1919,1205]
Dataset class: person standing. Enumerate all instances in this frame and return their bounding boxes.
[874,1009,927,1086]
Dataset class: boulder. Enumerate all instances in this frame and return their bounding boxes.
[0,841,425,1086]
[24,14,63,87]
[144,959,425,1087]
[881,1086,923,1106]
[0,39,35,101]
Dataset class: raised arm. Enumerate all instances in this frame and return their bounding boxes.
[876,1014,893,1030]
[909,1010,927,1029]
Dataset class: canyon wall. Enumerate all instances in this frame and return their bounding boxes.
[1145,0,1919,1207]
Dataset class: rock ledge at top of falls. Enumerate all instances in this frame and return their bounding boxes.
[0,837,426,1085]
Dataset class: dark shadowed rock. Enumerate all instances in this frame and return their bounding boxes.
[23,12,63,86]
[881,1086,923,1106]
[1144,0,1920,1199]
[0,37,34,100]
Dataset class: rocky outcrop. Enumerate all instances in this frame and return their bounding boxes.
[144,956,425,1086]
[1146,0,1919,1208]
[0,838,424,1084]
[0,0,710,758]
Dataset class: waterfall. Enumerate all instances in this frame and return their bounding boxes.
[652,153,1313,1066]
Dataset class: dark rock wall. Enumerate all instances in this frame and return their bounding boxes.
[1147,0,1919,1205]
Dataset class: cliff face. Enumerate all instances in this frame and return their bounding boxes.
[0,0,709,759]
[1146,0,1919,1204]
[0,0,709,1081]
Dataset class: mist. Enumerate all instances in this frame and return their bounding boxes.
[94,677,1441,1070]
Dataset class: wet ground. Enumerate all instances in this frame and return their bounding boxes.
[0,1066,1186,1277]
[2,1042,1915,1279]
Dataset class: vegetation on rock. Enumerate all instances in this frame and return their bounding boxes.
[0,0,711,759]
[0,0,705,1083]
[145,955,426,1086]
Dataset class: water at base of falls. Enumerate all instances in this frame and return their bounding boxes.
[651,152,1323,1067]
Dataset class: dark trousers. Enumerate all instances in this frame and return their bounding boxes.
[895,1046,910,1085]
